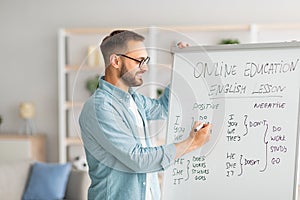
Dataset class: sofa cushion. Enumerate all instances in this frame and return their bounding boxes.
[0,160,32,200]
[22,162,71,200]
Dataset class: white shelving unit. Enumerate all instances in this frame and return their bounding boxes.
[58,24,300,163]
[58,28,107,163]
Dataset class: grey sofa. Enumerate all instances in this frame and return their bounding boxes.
[0,160,90,200]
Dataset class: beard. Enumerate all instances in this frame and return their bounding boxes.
[120,62,143,87]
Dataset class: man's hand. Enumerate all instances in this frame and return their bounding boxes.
[174,121,211,159]
[176,41,190,49]
[189,121,211,150]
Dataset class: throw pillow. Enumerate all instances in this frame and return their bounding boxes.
[22,162,71,200]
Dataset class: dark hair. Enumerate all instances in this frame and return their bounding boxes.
[100,30,145,67]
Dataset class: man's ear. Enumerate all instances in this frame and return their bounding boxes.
[110,54,120,69]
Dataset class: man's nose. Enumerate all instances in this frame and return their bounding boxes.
[140,64,149,72]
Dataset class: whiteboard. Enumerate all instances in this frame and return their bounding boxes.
[163,42,300,200]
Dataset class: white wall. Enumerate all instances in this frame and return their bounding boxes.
[1,0,300,162]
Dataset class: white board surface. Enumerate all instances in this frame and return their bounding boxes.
[163,42,300,200]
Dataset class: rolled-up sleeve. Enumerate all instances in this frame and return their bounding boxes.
[160,143,176,170]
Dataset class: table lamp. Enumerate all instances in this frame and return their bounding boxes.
[19,102,36,135]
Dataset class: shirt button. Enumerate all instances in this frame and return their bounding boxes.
[143,182,146,186]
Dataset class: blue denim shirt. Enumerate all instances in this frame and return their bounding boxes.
[79,78,176,200]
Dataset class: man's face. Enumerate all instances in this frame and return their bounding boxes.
[119,40,148,87]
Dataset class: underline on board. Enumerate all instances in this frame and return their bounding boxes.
[209,95,283,100]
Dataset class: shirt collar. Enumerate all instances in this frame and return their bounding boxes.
[99,76,135,104]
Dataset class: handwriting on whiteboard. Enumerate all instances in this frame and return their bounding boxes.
[171,110,287,185]
[192,58,300,99]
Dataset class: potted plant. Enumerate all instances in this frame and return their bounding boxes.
[86,75,99,95]
[156,88,163,97]
[219,39,240,44]
[0,115,2,132]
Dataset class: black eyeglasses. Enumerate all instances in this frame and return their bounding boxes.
[116,54,150,68]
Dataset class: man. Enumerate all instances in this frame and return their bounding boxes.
[79,30,211,200]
